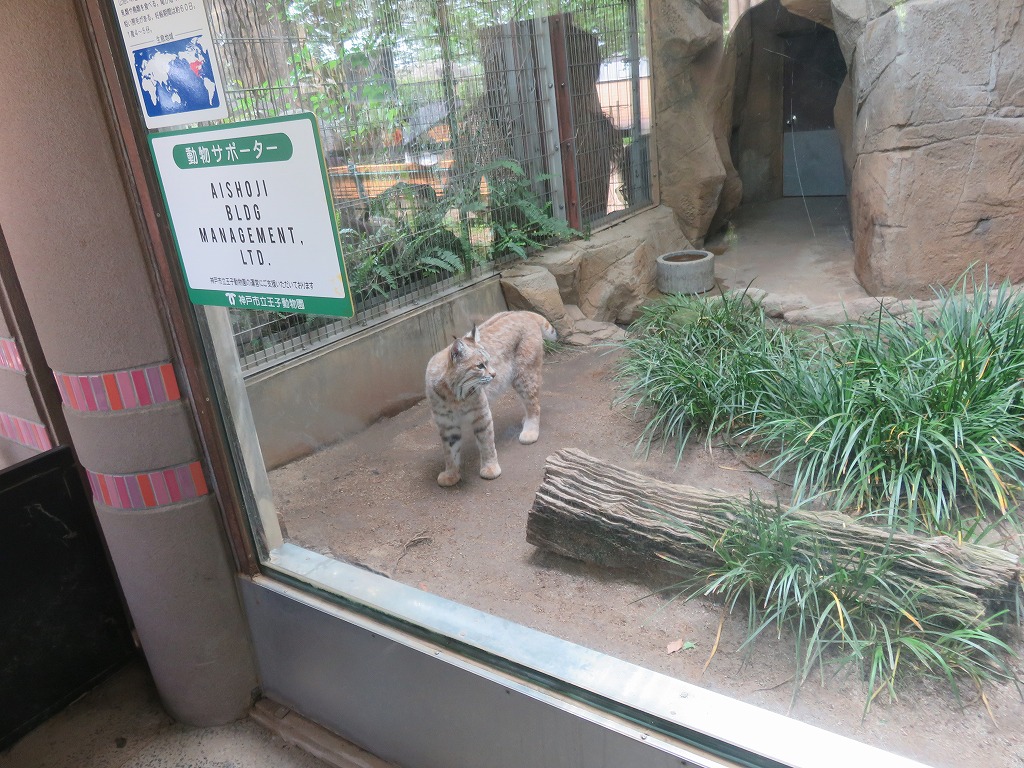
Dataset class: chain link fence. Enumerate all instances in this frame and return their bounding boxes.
[207,0,651,374]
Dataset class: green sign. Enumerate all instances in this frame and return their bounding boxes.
[149,113,353,318]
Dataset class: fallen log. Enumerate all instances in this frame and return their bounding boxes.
[527,449,1023,621]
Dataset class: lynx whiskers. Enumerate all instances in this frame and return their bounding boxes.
[425,311,557,487]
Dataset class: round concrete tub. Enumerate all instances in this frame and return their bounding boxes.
[656,249,715,294]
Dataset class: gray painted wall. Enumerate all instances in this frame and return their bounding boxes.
[246,279,507,470]
[783,129,846,197]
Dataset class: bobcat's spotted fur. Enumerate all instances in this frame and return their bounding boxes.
[425,311,556,487]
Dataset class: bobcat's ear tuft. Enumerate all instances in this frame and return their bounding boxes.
[450,337,466,361]
[470,324,480,343]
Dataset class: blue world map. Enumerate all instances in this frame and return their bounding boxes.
[133,36,220,119]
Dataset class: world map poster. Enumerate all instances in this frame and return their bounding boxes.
[133,36,221,120]
[115,0,228,129]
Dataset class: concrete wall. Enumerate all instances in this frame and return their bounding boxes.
[0,0,257,725]
[248,279,508,470]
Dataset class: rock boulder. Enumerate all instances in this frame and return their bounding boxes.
[501,205,691,326]
[499,265,573,337]
[699,0,1023,296]
[649,0,727,242]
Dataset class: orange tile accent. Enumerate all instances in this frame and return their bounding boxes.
[161,363,181,402]
[189,461,208,497]
[138,474,157,507]
[98,474,113,507]
[103,373,123,411]
[64,375,81,411]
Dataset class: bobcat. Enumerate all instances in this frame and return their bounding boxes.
[425,311,557,487]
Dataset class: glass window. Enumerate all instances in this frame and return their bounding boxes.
[147,0,1022,766]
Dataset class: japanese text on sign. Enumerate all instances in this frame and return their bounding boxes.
[172,133,293,168]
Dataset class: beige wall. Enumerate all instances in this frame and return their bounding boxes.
[0,0,257,725]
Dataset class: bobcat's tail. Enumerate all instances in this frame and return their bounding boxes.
[533,313,558,342]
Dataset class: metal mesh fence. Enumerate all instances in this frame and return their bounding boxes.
[206,0,651,374]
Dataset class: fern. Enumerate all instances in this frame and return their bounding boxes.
[420,250,464,275]
[343,157,582,305]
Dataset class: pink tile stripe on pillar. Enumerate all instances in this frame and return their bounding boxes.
[53,362,181,412]
[86,461,210,509]
[53,360,205,509]
[0,337,25,372]
[0,339,51,449]
[0,412,52,451]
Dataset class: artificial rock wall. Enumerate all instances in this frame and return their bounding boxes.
[843,0,1024,295]
[651,0,1024,296]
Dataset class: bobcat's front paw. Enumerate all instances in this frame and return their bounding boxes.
[437,469,461,487]
[479,461,501,480]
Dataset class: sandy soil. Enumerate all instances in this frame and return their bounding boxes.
[272,345,1024,768]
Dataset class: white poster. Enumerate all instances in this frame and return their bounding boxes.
[149,114,353,317]
[114,0,229,129]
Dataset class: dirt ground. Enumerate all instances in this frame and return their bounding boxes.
[272,343,1024,768]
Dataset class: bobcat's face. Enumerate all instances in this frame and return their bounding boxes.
[448,333,496,399]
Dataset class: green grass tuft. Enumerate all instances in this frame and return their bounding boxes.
[618,273,1024,534]
[616,289,795,462]
[660,498,1020,713]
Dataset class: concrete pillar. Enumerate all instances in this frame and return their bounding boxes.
[0,0,259,725]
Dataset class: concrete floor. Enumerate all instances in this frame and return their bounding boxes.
[710,196,866,306]
[0,195,861,768]
[0,659,339,768]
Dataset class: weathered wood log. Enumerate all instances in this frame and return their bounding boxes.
[527,449,1023,621]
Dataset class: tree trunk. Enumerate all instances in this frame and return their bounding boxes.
[527,449,1022,620]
